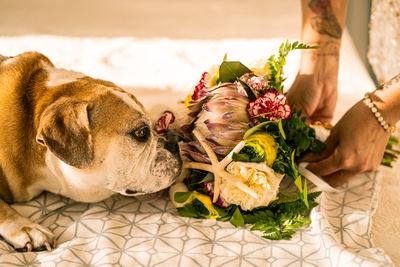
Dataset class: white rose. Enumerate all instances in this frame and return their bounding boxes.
[220,161,284,211]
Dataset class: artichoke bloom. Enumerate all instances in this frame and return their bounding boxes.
[194,83,251,157]
[221,161,284,210]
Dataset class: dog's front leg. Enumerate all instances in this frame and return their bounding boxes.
[0,199,56,251]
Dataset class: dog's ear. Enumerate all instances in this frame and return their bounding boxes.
[36,99,94,169]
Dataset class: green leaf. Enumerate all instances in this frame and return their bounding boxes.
[308,191,322,201]
[222,53,228,62]
[294,176,303,193]
[230,207,245,227]
[290,150,299,178]
[198,173,214,184]
[276,191,300,204]
[382,135,400,167]
[177,204,199,217]
[219,61,252,83]
[311,140,326,153]
[278,119,286,140]
[232,152,250,162]
[262,230,282,240]
[303,180,309,209]
[238,79,257,101]
[192,198,210,216]
[174,192,192,203]
[243,121,276,139]
[215,205,235,220]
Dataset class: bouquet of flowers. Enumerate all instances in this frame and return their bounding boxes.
[156,41,327,240]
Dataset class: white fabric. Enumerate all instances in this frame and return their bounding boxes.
[0,35,396,266]
[298,163,343,193]
[0,172,390,266]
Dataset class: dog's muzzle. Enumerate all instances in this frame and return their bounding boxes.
[124,138,182,197]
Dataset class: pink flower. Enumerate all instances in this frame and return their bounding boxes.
[246,91,292,124]
[192,72,210,100]
[156,111,175,135]
[236,73,269,97]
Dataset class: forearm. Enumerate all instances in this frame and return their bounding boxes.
[371,74,400,125]
[299,0,349,73]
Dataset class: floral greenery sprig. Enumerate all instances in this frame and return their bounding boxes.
[218,40,317,99]
[267,41,318,93]
[242,191,321,240]
[382,136,400,167]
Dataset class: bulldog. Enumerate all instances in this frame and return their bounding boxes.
[0,52,181,251]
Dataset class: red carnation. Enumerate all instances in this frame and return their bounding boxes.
[203,182,230,208]
[192,72,210,100]
[155,111,175,135]
[246,91,292,124]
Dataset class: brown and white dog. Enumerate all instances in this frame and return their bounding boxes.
[0,52,181,251]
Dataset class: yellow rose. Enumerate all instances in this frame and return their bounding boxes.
[244,133,278,166]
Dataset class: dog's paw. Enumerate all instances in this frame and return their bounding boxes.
[1,217,56,252]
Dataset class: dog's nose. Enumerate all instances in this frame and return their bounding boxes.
[160,138,179,155]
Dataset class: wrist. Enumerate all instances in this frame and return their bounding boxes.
[364,93,397,133]
[299,48,340,76]
[371,85,400,125]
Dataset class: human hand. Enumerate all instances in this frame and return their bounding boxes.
[302,100,390,187]
[287,53,338,123]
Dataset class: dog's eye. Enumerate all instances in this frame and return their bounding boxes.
[130,126,150,142]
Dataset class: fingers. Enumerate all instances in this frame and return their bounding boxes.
[307,148,344,177]
[323,169,360,187]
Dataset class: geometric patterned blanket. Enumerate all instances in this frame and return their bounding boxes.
[0,171,392,266]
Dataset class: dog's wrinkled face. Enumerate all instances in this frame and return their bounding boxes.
[99,90,181,196]
[37,81,180,200]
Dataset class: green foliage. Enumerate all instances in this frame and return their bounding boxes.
[243,191,321,240]
[243,121,276,139]
[178,204,202,218]
[382,135,400,167]
[185,170,211,191]
[219,61,251,83]
[177,189,321,240]
[267,40,317,93]
[239,145,265,163]
[192,198,210,216]
[174,192,192,203]
[281,108,326,158]
[230,207,245,227]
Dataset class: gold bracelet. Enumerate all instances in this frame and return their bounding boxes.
[363,92,396,133]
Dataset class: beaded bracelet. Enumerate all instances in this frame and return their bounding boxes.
[363,92,396,133]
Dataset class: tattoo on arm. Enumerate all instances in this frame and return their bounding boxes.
[380,73,400,90]
[308,0,342,39]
